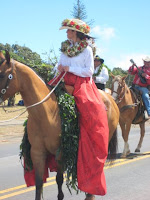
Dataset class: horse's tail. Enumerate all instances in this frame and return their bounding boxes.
[108,128,118,160]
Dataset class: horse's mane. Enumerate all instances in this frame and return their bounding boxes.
[112,75,122,82]
[14,60,47,85]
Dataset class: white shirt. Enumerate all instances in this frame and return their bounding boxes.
[58,46,94,77]
[94,65,109,84]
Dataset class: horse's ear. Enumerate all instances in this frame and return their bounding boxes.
[5,50,10,64]
[0,51,5,60]
[122,75,128,81]
[110,73,115,79]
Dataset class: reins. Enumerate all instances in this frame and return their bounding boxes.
[114,82,140,113]
[0,61,67,123]
[112,83,127,104]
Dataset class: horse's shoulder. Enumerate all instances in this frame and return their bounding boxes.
[98,89,111,107]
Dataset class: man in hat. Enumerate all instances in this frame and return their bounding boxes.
[128,56,150,118]
[93,55,109,90]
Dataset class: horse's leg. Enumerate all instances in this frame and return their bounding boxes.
[85,194,95,200]
[31,150,46,200]
[56,171,64,200]
[135,122,145,152]
[119,120,131,158]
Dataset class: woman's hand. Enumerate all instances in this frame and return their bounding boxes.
[93,76,96,81]
[63,66,69,72]
[58,65,69,72]
[58,64,64,72]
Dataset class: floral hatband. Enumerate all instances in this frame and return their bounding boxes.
[60,39,88,57]
[60,19,90,35]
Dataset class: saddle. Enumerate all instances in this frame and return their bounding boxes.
[64,85,74,95]
[130,86,146,124]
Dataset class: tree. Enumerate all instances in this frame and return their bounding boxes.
[0,43,55,81]
[71,0,87,20]
[0,43,56,105]
[71,0,94,25]
[106,67,134,89]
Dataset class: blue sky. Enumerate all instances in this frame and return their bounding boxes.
[1,0,150,70]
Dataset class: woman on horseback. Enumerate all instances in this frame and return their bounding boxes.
[49,18,109,199]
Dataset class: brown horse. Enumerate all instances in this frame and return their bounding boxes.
[0,51,119,200]
[111,74,147,158]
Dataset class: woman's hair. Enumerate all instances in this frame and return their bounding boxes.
[76,31,93,40]
[70,30,93,40]
[76,31,87,40]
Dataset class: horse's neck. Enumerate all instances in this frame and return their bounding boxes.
[16,64,45,101]
[16,63,56,114]
[123,85,134,104]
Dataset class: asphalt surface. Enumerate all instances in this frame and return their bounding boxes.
[0,122,150,200]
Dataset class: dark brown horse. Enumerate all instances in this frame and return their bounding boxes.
[0,51,119,200]
[111,74,147,158]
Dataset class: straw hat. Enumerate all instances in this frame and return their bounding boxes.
[59,18,91,35]
[143,56,150,62]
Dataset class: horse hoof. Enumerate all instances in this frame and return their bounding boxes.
[121,150,130,158]
[85,194,95,200]
[120,154,126,158]
[135,149,140,153]
[57,192,64,200]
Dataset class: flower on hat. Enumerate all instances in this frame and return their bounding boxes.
[61,19,90,34]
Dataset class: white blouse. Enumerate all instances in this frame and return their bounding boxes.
[58,46,94,77]
[94,65,109,84]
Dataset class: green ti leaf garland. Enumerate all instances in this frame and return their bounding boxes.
[20,82,80,193]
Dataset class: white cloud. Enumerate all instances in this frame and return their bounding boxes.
[107,54,148,70]
[91,25,115,40]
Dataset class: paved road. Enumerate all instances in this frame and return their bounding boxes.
[0,124,150,200]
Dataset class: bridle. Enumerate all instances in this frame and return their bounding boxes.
[0,59,5,66]
[112,79,140,113]
[111,80,127,104]
[0,59,14,101]
[0,59,67,123]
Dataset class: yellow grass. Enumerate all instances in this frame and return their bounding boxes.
[0,93,28,143]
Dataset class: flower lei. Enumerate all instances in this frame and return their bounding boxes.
[60,39,88,57]
[93,63,111,76]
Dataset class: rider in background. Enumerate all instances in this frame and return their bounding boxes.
[128,56,150,118]
[93,55,109,90]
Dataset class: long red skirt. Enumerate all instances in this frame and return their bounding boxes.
[24,72,109,196]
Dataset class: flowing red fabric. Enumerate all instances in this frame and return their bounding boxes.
[49,72,109,195]
[24,72,109,196]
[24,154,57,187]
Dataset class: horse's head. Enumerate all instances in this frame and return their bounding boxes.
[111,74,128,102]
[0,51,18,103]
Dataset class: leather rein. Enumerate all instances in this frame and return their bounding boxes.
[112,82,127,104]
[112,81,139,113]
[0,59,14,101]
[0,59,66,123]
